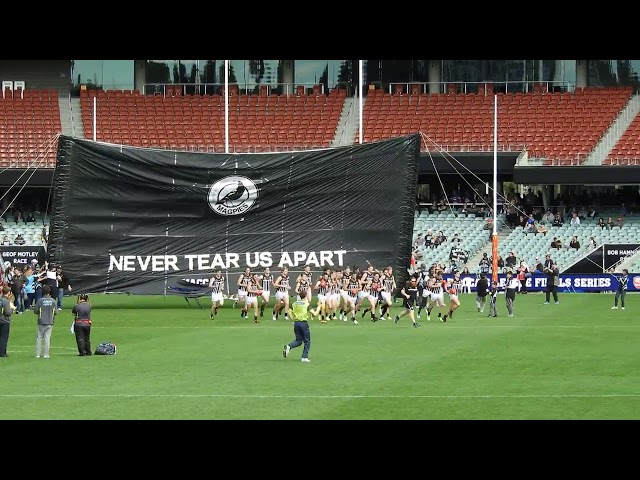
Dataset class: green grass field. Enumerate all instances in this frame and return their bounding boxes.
[0,292,638,420]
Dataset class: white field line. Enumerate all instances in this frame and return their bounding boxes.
[0,393,638,399]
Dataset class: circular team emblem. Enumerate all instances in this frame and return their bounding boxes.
[208,175,258,216]
[633,276,640,289]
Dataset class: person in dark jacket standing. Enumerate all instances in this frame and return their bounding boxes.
[612,269,629,310]
[487,280,499,318]
[475,273,489,313]
[0,286,16,357]
[72,294,93,356]
[33,284,57,358]
[544,262,560,304]
[55,265,72,311]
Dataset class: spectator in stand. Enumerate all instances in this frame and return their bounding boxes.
[588,236,597,249]
[544,210,555,224]
[569,212,581,226]
[451,233,461,245]
[26,212,36,223]
[607,217,615,229]
[414,233,425,248]
[424,229,433,249]
[588,207,597,219]
[577,208,587,221]
[14,234,25,246]
[597,217,606,229]
[524,214,535,233]
[505,252,517,269]
[616,216,624,228]
[518,214,527,228]
[1,236,10,246]
[14,212,23,224]
[569,236,581,250]
[536,222,548,235]
[552,213,564,227]
[543,254,553,269]
[551,237,562,250]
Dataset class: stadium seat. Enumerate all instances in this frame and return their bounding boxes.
[0,88,61,168]
[604,109,640,165]
[360,86,633,163]
[79,88,345,151]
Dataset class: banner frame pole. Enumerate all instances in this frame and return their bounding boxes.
[224,60,229,154]
[492,94,499,283]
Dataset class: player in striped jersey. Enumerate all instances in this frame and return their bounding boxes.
[425,272,447,322]
[328,270,342,321]
[296,265,313,302]
[235,267,252,314]
[258,267,273,318]
[272,267,292,321]
[416,265,430,319]
[362,272,382,322]
[208,270,225,320]
[443,272,462,322]
[338,267,350,320]
[356,265,375,313]
[378,266,396,321]
[344,272,360,324]
[310,272,331,323]
[244,274,261,323]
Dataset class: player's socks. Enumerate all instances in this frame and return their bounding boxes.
[361,308,369,318]
[393,315,399,325]
[260,304,266,317]
[413,321,420,328]
[381,305,388,317]
[210,313,214,320]
[254,315,259,323]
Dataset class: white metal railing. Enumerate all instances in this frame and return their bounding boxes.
[68,91,76,138]
[583,94,640,165]
[142,82,327,97]
[387,80,576,96]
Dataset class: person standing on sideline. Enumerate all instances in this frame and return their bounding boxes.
[56,265,71,311]
[487,280,499,317]
[282,288,312,363]
[612,269,629,310]
[33,284,57,358]
[72,294,93,356]
[544,262,560,304]
[476,273,489,313]
[505,271,519,317]
[0,286,16,357]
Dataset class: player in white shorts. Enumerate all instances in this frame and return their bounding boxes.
[296,265,313,302]
[443,272,462,322]
[272,267,292,321]
[379,266,396,321]
[328,271,341,321]
[208,269,225,320]
[258,267,273,318]
[310,272,331,323]
[244,274,261,323]
[235,267,252,314]
[343,272,360,324]
[361,272,382,321]
[427,272,448,322]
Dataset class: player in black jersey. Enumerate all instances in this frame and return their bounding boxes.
[208,269,225,320]
[258,267,273,318]
[415,265,430,318]
[393,276,421,328]
[273,267,292,321]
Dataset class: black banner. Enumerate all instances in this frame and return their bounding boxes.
[48,135,420,295]
[0,245,46,268]
[562,244,639,274]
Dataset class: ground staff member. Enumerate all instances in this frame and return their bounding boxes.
[0,286,16,357]
[72,294,93,356]
[282,288,311,363]
[475,273,489,313]
[33,285,57,358]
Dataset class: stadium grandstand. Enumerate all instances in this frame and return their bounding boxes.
[1,59,639,277]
